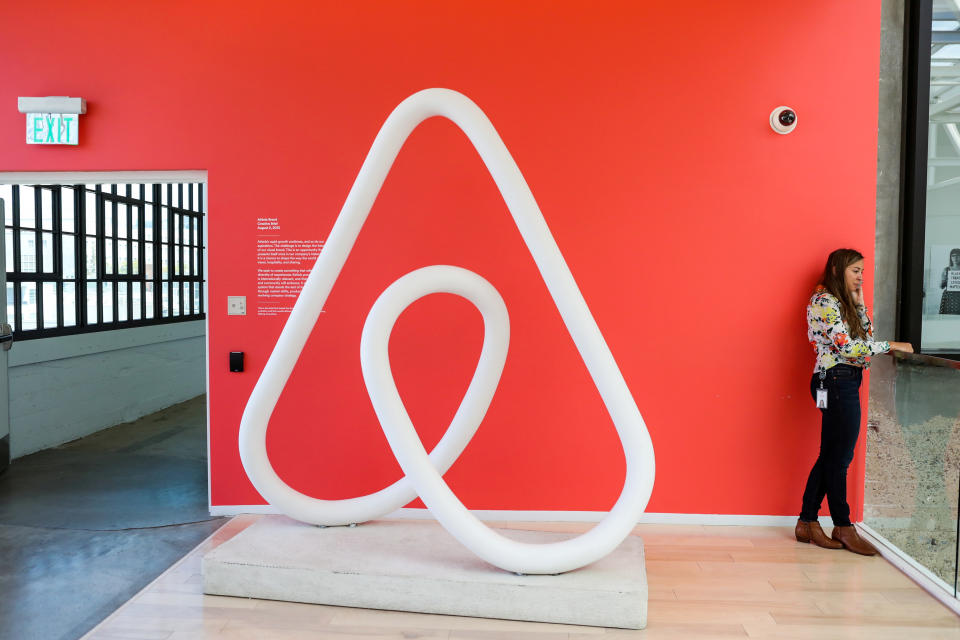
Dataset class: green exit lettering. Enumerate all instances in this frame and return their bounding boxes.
[26,113,79,145]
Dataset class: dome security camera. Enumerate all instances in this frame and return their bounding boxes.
[770,106,797,134]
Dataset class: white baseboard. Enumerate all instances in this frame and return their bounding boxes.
[208,506,827,527]
[210,505,280,516]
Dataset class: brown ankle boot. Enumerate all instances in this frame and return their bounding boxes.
[795,519,811,542]
[795,520,843,549]
[831,525,879,556]
[808,521,844,549]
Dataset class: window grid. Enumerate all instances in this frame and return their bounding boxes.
[1,182,205,340]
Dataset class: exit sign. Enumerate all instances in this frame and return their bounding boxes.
[25,113,79,145]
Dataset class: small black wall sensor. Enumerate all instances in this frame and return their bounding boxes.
[229,351,244,372]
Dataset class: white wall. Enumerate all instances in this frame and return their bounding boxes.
[8,320,205,458]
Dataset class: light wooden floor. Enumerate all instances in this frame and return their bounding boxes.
[81,517,960,640]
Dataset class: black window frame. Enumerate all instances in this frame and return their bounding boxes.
[2,181,205,340]
[900,0,960,360]
[3,184,66,333]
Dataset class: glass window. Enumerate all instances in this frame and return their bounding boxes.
[6,283,13,326]
[104,200,113,237]
[42,282,57,328]
[86,282,98,324]
[63,282,76,327]
[145,209,153,241]
[62,187,75,232]
[145,282,154,319]
[3,180,205,338]
[4,230,12,273]
[85,238,97,279]
[63,235,75,280]
[85,187,97,235]
[19,186,36,228]
[118,203,128,238]
[118,240,128,275]
[132,282,142,321]
[41,232,54,273]
[41,189,54,230]
[102,281,113,323]
[922,1,960,351]
[21,282,36,330]
[118,282,128,322]
[145,242,154,278]
[20,231,36,273]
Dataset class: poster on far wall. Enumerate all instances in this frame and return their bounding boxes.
[930,244,960,315]
[922,244,960,351]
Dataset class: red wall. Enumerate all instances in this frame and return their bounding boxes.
[0,1,883,518]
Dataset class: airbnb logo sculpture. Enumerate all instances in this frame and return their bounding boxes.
[239,89,655,575]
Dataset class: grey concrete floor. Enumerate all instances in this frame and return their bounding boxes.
[0,395,226,640]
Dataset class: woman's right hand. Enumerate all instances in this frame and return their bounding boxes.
[889,341,915,353]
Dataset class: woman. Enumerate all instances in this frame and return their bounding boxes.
[798,248,913,555]
[939,248,960,315]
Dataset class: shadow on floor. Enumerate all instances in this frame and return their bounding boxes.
[0,395,226,640]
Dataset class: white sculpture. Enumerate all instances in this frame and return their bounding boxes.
[239,88,655,574]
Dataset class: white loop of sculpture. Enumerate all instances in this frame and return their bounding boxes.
[239,88,655,574]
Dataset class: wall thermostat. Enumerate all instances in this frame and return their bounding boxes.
[227,296,246,315]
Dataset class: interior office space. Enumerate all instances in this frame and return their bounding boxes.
[1,1,959,638]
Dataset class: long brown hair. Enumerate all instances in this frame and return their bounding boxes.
[819,248,866,340]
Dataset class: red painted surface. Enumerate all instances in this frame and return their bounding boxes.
[0,2,882,519]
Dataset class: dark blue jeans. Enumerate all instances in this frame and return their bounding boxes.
[800,364,863,527]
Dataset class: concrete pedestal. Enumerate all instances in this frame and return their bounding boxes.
[202,516,647,629]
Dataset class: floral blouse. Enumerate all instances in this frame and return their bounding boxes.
[807,285,890,374]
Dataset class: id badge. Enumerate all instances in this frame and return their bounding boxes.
[816,388,828,409]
